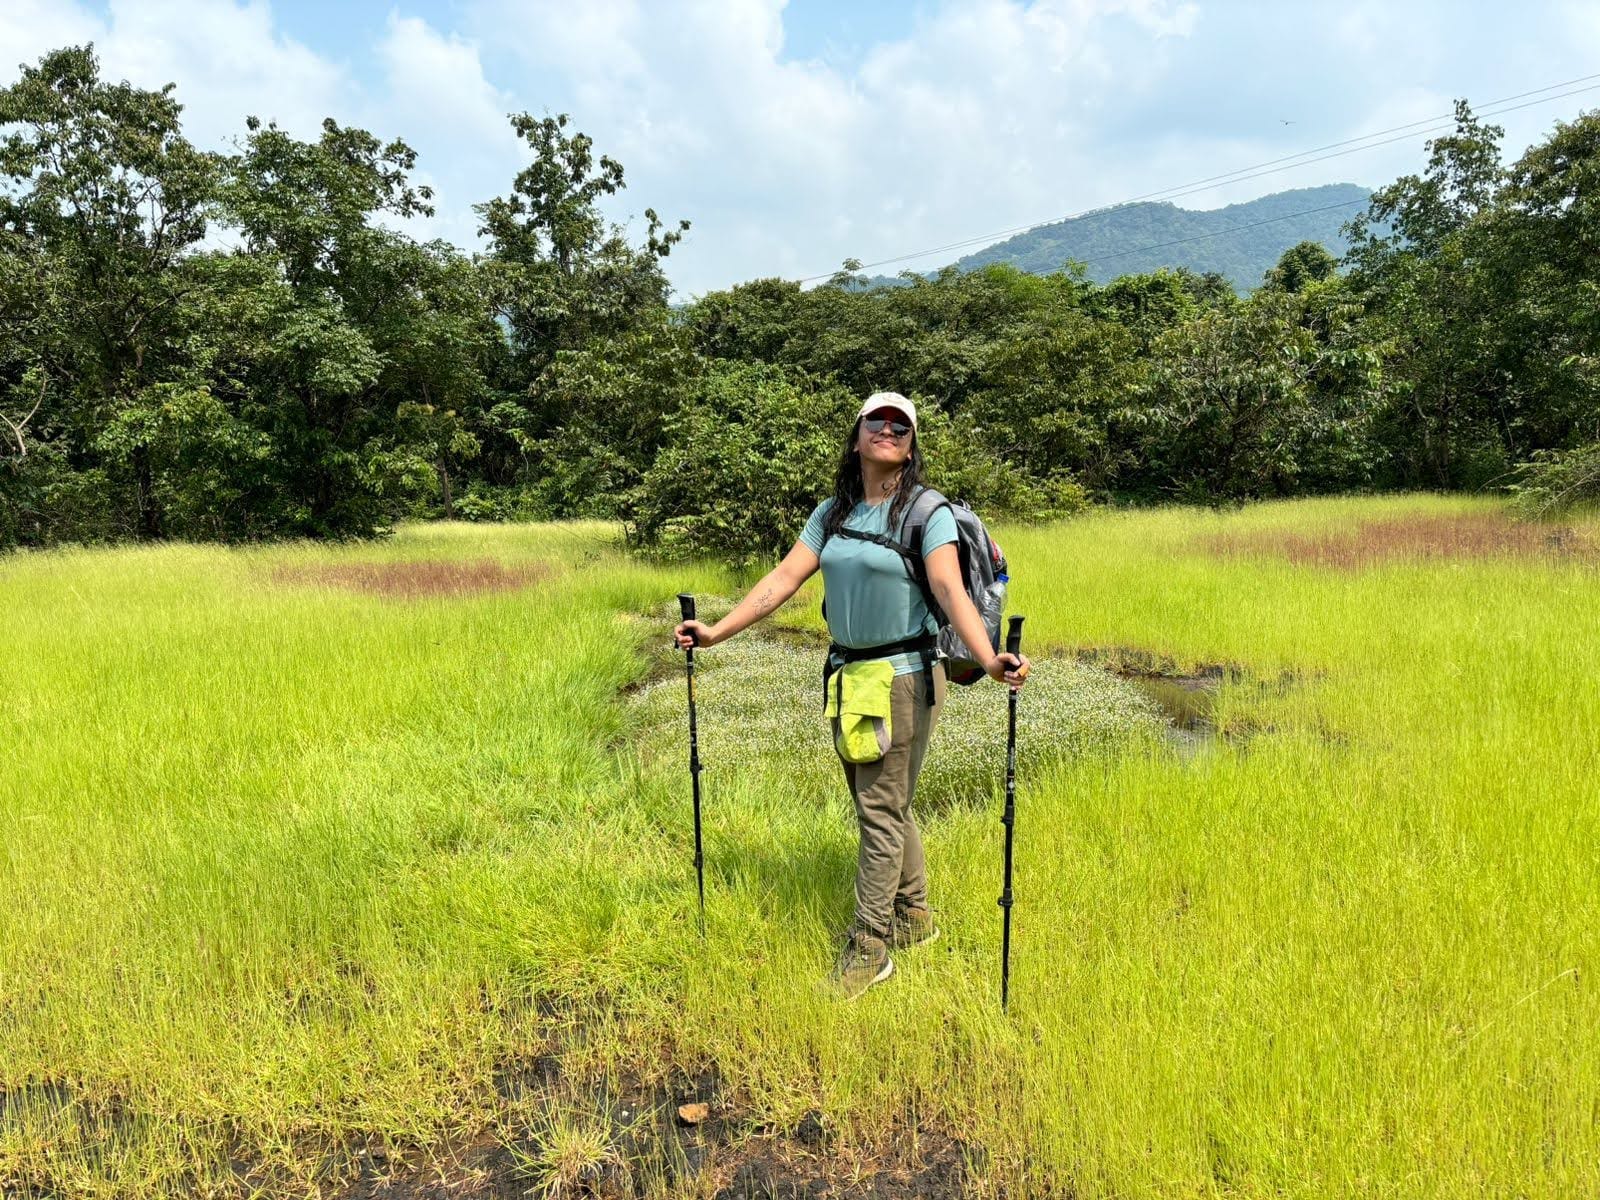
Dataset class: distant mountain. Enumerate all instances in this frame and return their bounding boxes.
[847,184,1374,293]
[956,183,1373,288]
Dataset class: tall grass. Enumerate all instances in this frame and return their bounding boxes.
[2,497,1596,1197]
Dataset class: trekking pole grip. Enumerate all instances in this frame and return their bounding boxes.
[1006,615,1024,657]
[678,593,698,645]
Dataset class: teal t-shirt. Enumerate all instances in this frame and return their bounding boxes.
[799,492,959,675]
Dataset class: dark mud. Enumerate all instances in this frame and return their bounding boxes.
[3,1053,977,1200]
[325,1058,976,1200]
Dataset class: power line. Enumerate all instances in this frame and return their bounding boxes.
[1121,70,1600,205]
[805,80,1600,279]
[799,73,1600,284]
[1145,82,1600,211]
[808,78,1600,279]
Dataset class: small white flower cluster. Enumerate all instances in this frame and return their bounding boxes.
[629,598,1166,809]
[918,658,1166,809]
[631,611,837,787]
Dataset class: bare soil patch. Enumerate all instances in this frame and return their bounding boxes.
[1207,512,1594,569]
[273,558,552,599]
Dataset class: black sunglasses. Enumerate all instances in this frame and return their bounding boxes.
[862,416,912,439]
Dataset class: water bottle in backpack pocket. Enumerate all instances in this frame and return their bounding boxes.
[935,503,1009,685]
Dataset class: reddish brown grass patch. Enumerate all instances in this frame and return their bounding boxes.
[1209,513,1594,569]
[273,557,551,598]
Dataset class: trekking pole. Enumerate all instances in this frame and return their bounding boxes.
[999,615,1025,1011]
[677,593,706,937]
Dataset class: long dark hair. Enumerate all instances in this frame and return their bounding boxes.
[822,417,928,539]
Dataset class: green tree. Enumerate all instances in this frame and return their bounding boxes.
[1345,102,1508,488]
[962,298,1140,490]
[520,314,699,518]
[1263,240,1339,293]
[473,113,688,505]
[0,44,220,541]
[1128,290,1373,501]
[207,116,498,534]
[1483,109,1600,458]
[1085,268,1216,352]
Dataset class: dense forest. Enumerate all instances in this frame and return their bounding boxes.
[2,46,1598,560]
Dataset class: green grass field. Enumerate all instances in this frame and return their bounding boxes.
[3,496,1597,1197]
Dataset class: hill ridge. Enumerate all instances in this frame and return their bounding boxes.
[858,183,1373,291]
[957,182,1372,286]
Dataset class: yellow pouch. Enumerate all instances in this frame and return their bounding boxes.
[824,659,896,763]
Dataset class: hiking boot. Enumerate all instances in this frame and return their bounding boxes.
[829,929,894,1000]
[891,903,940,950]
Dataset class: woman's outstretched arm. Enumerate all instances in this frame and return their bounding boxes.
[673,541,821,649]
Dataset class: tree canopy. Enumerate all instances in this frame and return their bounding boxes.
[4,45,1600,553]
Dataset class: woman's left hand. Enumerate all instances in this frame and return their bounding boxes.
[986,652,1031,690]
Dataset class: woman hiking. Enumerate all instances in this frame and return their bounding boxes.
[673,391,1032,999]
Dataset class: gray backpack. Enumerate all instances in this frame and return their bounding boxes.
[823,487,1009,685]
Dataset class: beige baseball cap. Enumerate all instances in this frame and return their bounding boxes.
[857,391,917,430]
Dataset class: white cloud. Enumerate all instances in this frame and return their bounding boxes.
[0,0,103,70]
[0,0,349,151]
[466,0,1207,291]
[379,14,513,145]
[100,0,348,145]
[371,15,528,250]
[5,0,1598,295]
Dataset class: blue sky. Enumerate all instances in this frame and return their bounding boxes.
[5,1,1599,295]
[258,0,928,78]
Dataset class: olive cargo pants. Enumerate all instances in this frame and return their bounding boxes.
[838,662,947,938]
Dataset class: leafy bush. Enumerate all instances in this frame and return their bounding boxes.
[451,482,551,523]
[1509,441,1600,518]
[625,362,856,566]
[919,409,1090,521]
[0,446,125,548]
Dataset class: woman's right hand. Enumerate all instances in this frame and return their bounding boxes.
[674,620,716,650]
[986,651,1031,689]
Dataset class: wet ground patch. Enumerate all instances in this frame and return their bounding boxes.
[1206,512,1595,569]
[1071,647,1315,754]
[273,557,552,599]
[1069,648,1224,755]
[316,1056,977,1200]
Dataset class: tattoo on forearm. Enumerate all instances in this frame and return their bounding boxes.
[752,587,776,615]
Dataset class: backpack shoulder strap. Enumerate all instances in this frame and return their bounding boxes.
[897,487,952,627]
[823,487,951,628]
[897,486,950,557]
